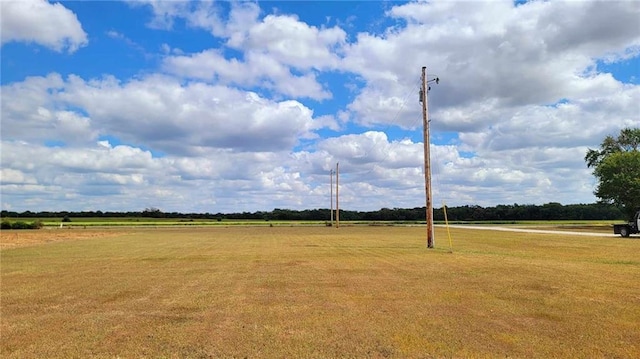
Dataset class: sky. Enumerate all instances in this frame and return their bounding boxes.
[1,0,639,213]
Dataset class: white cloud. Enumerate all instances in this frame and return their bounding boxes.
[163,50,331,100]
[189,1,256,38]
[318,131,421,169]
[1,73,65,118]
[0,168,37,185]
[1,141,157,174]
[1,74,97,145]
[152,1,346,100]
[106,30,146,54]
[0,140,325,212]
[0,0,88,53]
[161,9,345,100]
[336,1,639,214]
[235,14,346,70]
[0,72,320,156]
[343,0,640,127]
[456,83,640,152]
[127,0,190,30]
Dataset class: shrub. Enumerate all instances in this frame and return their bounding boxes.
[10,221,31,229]
[0,220,44,230]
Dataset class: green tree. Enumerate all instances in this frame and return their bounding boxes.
[585,128,640,220]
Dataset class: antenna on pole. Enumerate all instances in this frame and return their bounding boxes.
[421,66,437,249]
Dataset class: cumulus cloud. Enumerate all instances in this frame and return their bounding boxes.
[155,1,344,100]
[0,168,37,185]
[59,74,320,154]
[1,74,98,145]
[0,140,323,212]
[2,73,322,155]
[339,0,640,179]
[344,0,640,126]
[163,50,331,100]
[232,14,346,70]
[126,0,191,30]
[0,0,88,53]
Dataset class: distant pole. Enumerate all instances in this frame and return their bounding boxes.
[421,66,435,248]
[336,162,340,229]
[330,169,334,226]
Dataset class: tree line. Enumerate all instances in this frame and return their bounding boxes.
[0,202,625,222]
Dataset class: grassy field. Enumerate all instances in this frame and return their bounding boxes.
[1,216,623,229]
[3,217,299,227]
[1,226,639,358]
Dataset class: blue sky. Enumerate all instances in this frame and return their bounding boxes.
[1,0,639,213]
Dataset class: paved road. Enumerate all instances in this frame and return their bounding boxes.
[439,225,619,237]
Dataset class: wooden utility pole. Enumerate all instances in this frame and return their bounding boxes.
[330,169,334,226]
[421,66,435,248]
[336,162,340,228]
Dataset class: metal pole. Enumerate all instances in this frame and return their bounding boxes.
[421,67,435,248]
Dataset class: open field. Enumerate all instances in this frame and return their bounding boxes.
[1,216,623,229]
[1,226,639,358]
[2,217,315,227]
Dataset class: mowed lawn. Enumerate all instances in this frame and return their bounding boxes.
[1,226,639,358]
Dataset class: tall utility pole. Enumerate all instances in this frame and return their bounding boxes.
[330,169,334,226]
[336,162,340,228]
[421,66,435,248]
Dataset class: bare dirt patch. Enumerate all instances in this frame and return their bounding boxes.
[0,228,122,250]
[444,224,616,237]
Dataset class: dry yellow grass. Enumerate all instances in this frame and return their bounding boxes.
[1,226,639,358]
[0,228,123,249]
